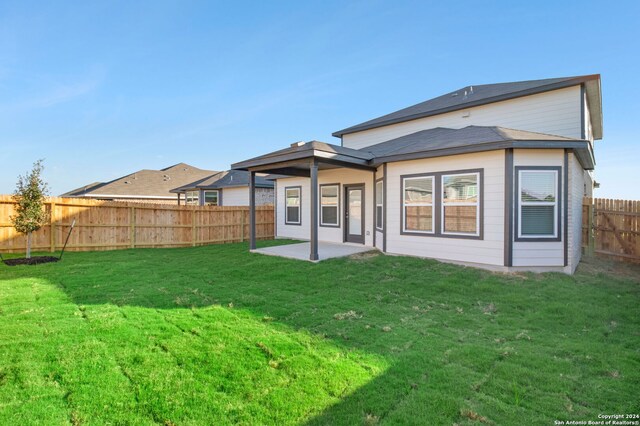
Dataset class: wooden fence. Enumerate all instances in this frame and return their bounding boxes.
[0,196,274,254]
[582,197,640,263]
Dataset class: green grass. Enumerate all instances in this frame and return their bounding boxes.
[0,241,638,425]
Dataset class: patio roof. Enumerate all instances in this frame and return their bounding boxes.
[231,140,376,176]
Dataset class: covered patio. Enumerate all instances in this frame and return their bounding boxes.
[232,141,377,261]
[252,241,374,262]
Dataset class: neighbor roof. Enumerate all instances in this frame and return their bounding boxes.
[61,182,108,197]
[170,170,274,193]
[61,163,218,199]
[333,74,602,139]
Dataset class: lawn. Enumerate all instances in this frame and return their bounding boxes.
[0,240,638,425]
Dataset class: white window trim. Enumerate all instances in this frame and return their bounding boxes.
[402,176,435,234]
[441,172,480,237]
[517,169,559,239]
[203,190,219,206]
[320,184,339,227]
[375,180,384,231]
[285,187,301,225]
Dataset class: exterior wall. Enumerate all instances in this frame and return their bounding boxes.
[512,149,565,267]
[583,88,594,142]
[343,86,582,149]
[385,150,505,266]
[275,169,375,246]
[221,187,274,206]
[568,152,585,272]
[272,149,584,274]
[374,165,384,251]
[582,88,596,198]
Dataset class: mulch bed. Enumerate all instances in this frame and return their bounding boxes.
[3,256,60,266]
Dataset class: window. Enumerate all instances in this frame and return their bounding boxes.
[203,190,219,206]
[517,168,560,239]
[375,180,383,230]
[285,187,301,225]
[185,191,199,205]
[401,169,483,239]
[442,172,479,235]
[403,176,434,233]
[320,184,339,226]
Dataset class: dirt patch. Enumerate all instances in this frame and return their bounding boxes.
[576,255,640,281]
[348,251,380,261]
[3,256,60,266]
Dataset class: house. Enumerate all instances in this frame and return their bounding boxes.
[169,170,274,206]
[232,74,602,274]
[61,163,217,204]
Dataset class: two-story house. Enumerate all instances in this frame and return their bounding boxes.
[232,74,602,274]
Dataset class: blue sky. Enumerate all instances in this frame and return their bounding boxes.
[1,1,638,198]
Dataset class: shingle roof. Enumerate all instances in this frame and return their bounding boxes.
[362,125,593,168]
[61,163,218,199]
[333,74,601,137]
[363,125,576,159]
[231,140,374,171]
[60,182,108,197]
[170,170,274,193]
[233,126,595,172]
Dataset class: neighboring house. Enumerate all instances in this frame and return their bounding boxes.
[232,74,602,274]
[62,163,217,204]
[170,170,274,206]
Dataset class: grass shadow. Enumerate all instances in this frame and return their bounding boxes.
[1,240,638,424]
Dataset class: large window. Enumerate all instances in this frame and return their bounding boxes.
[442,172,479,236]
[403,176,434,233]
[285,186,301,225]
[401,169,483,239]
[203,190,219,206]
[517,168,560,240]
[320,184,339,227]
[375,180,383,230]
[185,191,199,205]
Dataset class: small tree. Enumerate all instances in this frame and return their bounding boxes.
[11,160,50,259]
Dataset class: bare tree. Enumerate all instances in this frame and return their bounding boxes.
[11,160,50,259]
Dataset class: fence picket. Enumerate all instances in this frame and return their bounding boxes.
[0,196,274,253]
[583,197,640,263]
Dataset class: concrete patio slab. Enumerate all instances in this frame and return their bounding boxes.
[252,241,375,262]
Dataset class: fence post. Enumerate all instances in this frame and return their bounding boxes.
[130,207,136,249]
[192,209,196,247]
[240,210,245,242]
[587,201,595,255]
[49,202,56,253]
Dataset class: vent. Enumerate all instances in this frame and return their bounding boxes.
[290,141,305,148]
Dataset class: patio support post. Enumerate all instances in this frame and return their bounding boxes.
[309,159,319,261]
[177,193,181,205]
[249,170,256,250]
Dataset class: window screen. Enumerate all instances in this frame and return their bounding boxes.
[285,187,301,224]
[320,185,338,226]
[518,170,558,238]
[403,176,434,232]
[442,173,479,235]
